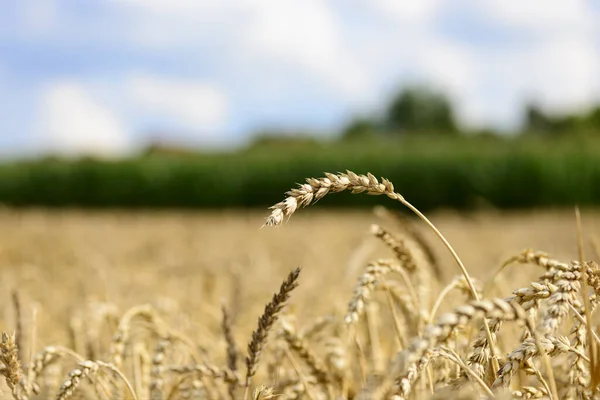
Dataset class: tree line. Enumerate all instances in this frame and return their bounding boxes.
[341,85,600,140]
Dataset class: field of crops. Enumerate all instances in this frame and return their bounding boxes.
[0,179,599,400]
[2,136,600,211]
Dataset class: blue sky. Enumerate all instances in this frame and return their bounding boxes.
[1,0,599,156]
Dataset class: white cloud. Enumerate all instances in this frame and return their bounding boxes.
[3,0,600,155]
[35,82,131,156]
[16,0,59,34]
[476,0,593,34]
[361,0,600,130]
[358,0,439,24]
[108,0,370,103]
[126,73,229,134]
[519,37,600,111]
[240,0,368,99]
[456,1,600,128]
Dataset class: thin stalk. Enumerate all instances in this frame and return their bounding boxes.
[400,199,499,375]
[427,280,459,324]
[568,304,600,346]
[520,307,558,400]
[381,277,407,349]
[575,207,597,388]
[283,347,318,400]
[439,347,494,398]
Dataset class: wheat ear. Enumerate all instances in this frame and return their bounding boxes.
[243,268,301,400]
[149,335,171,400]
[110,304,165,369]
[467,258,580,379]
[253,385,279,399]
[281,322,331,385]
[392,298,527,399]
[567,294,598,398]
[56,360,136,400]
[467,280,556,378]
[346,259,402,324]
[264,171,496,369]
[27,346,87,395]
[0,332,26,400]
[373,205,440,275]
[370,224,417,272]
[512,386,549,399]
[221,304,238,400]
[493,335,576,388]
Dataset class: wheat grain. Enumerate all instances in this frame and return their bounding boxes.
[55,360,100,400]
[0,332,26,400]
[244,268,301,399]
[110,305,165,370]
[493,335,574,388]
[264,170,496,367]
[149,336,171,400]
[346,259,400,324]
[370,224,417,272]
[468,280,559,378]
[281,321,331,385]
[392,298,526,399]
[512,386,548,399]
[373,206,440,276]
[253,385,278,399]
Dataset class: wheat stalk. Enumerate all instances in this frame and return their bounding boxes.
[566,294,598,398]
[110,305,165,369]
[281,321,331,385]
[392,298,527,399]
[55,360,100,400]
[370,224,417,272]
[346,259,401,324]
[264,170,497,370]
[244,268,301,400]
[468,280,556,378]
[221,304,238,400]
[493,335,576,388]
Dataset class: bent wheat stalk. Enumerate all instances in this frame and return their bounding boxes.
[264,170,498,370]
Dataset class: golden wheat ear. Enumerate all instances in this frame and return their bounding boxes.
[243,268,301,400]
[0,332,26,400]
[264,170,496,370]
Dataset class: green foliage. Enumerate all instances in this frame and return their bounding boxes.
[341,118,378,140]
[1,137,600,210]
[523,102,600,136]
[247,132,323,149]
[385,85,458,134]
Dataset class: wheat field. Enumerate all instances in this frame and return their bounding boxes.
[0,172,599,399]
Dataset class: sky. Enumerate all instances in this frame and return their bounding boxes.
[1,0,600,156]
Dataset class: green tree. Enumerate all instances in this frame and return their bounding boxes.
[523,103,553,134]
[341,117,378,140]
[385,86,458,134]
[524,102,589,136]
[585,106,600,131]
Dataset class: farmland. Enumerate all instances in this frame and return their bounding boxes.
[0,203,598,399]
[2,136,600,211]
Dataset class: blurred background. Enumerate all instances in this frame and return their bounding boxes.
[1,0,600,210]
[2,4,600,397]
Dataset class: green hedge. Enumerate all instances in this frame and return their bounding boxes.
[0,139,599,210]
